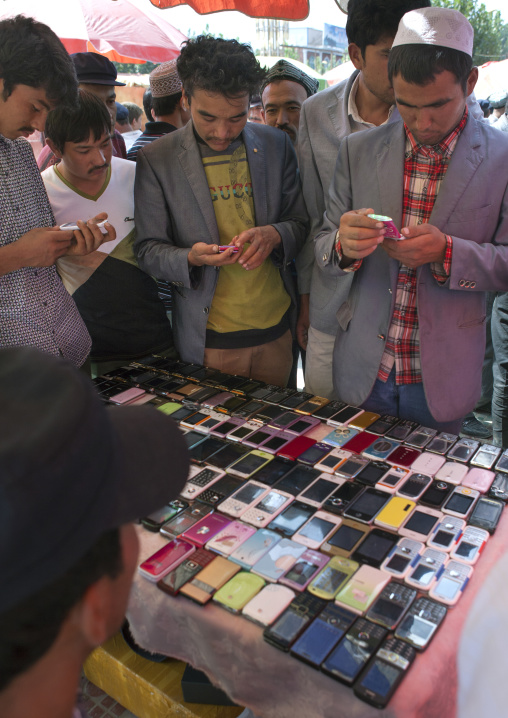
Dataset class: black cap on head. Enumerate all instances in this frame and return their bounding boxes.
[71,51,126,86]
[115,102,129,121]
[0,347,189,614]
[261,59,319,98]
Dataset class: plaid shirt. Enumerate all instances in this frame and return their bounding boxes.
[337,108,467,385]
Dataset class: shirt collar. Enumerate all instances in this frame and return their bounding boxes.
[405,105,469,158]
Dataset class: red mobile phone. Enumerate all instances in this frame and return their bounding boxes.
[341,431,378,455]
[277,436,316,461]
[387,446,422,467]
[138,539,196,581]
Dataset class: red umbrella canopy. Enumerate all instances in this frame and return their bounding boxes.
[0,0,187,64]
[148,0,310,20]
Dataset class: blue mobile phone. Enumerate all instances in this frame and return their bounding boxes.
[290,604,357,667]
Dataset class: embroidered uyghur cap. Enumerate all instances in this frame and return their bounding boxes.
[0,347,189,614]
[261,59,319,98]
[149,59,182,98]
[488,90,508,109]
[392,7,474,57]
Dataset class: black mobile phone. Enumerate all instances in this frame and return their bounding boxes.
[419,480,453,509]
[221,375,252,391]
[356,461,391,487]
[248,384,281,400]
[426,432,458,455]
[159,502,212,537]
[489,472,508,502]
[368,414,400,436]
[140,499,189,532]
[351,529,398,568]
[217,396,249,413]
[290,604,357,667]
[206,442,250,470]
[157,548,216,596]
[495,449,508,474]
[254,456,295,486]
[263,387,297,405]
[365,582,417,630]
[188,366,221,383]
[267,500,316,537]
[394,596,447,650]
[263,593,327,651]
[385,419,419,442]
[170,405,201,423]
[232,400,268,419]
[468,496,504,534]
[323,482,365,516]
[197,474,243,505]
[188,436,226,464]
[344,488,391,524]
[297,443,332,467]
[321,618,388,685]
[397,473,432,499]
[313,400,348,421]
[183,430,207,449]
[330,405,362,424]
[185,386,221,403]
[401,507,442,539]
[298,477,340,508]
[274,465,321,496]
[354,637,416,709]
[254,404,287,423]
[278,391,314,410]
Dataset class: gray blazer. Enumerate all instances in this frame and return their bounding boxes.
[298,72,486,336]
[133,121,307,364]
[315,113,508,423]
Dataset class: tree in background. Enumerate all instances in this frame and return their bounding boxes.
[433,0,507,64]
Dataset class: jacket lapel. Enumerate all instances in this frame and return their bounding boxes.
[328,70,358,139]
[243,123,267,227]
[177,121,219,243]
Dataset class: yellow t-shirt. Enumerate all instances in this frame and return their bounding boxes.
[201,142,290,336]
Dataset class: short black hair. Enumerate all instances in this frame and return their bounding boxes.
[142,88,154,122]
[45,89,111,154]
[177,35,266,100]
[0,15,77,107]
[346,0,431,57]
[0,528,122,691]
[123,102,143,124]
[388,45,473,94]
[152,91,182,117]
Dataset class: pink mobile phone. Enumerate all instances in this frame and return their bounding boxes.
[205,520,257,556]
[410,452,446,477]
[242,583,296,626]
[180,513,232,547]
[375,466,410,493]
[305,422,337,442]
[435,461,469,485]
[259,430,295,455]
[109,386,146,405]
[209,416,246,438]
[218,480,269,518]
[461,467,496,494]
[218,245,240,252]
[276,435,316,461]
[367,213,403,239]
[285,415,321,436]
[241,488,295,528]
[279,549,330,591]
[137,539,196,581]
[201,391,234,408]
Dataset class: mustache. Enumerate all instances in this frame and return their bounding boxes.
[88,163,109,174]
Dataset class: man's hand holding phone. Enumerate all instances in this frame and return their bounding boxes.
[382,223,447,268]
[338,208,385,267]
[188,242,241,267]
[62,212,116,256]
[233,225,282,271]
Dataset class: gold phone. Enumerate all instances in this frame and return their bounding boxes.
[374,496,416,530]
[321,518,369,558]
[349,411,380,430]
[179,556,240,604]
[307,556,359,600]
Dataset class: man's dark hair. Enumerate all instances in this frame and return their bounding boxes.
[123,102,143,124]
[346,0,431,57]
[152,91,182,117]
[177,35,266,100]
[388,45,473,94]
[0,529,122,691]
[0,15,78,107]
[45,89,111,153]
[142,88,154,122]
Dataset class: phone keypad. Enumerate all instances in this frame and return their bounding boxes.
[190,468,220,487]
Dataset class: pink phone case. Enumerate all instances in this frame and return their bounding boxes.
[205,521,257,556]
[279,549,329,591]
[137,539,195,581]
[181,513,232,547]
[109,386,146,405]
[410,451,446,476]
[461,467,496,493]
[242,583,296,626]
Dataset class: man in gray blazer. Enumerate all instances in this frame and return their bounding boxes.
[134,36,307,386]
[315,7,508,431]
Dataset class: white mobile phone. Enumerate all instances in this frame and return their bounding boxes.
[60,218,107,230]
[434,461,469,485]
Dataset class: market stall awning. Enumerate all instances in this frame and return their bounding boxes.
[148,0,310,21]
[0,0,187,64]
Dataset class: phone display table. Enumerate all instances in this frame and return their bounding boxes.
[128,511,508,718]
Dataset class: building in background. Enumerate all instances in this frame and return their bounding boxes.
[256,20,346,72]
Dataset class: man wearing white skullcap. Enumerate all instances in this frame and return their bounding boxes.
[314,7,508,431]
[127,59,190,162]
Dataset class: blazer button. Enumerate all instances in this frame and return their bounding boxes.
[459,279,465,287]
[323,253,329,262]
[471,281,476,288]
[203,307,209,314]
[464,281,471,288]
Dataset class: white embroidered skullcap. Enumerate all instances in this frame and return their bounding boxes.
[392,7,474,57]
[149,59,182,98]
